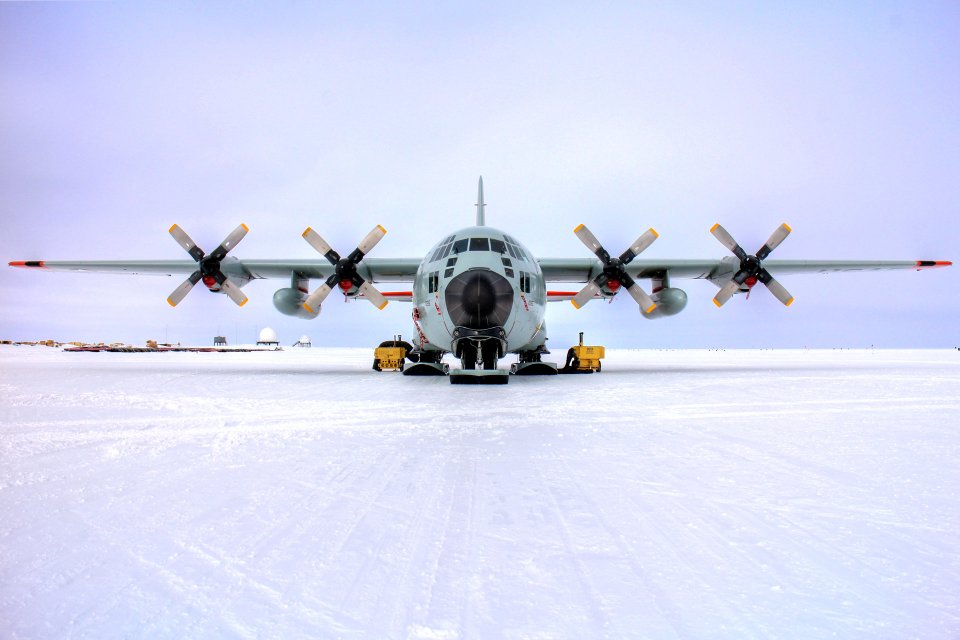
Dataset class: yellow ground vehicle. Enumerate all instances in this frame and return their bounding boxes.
[373,336,413,372]
[560,332,604,373]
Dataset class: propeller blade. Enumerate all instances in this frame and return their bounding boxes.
[208,223,249,262]
[618,228,659,264]
[756,223,792,260]
[624,281,657,314]
[218,276,249,307]
[303,280,335,314]
[710,223,748,261]
[357,280,389,310]
[759,269,794,306]
[356,225,387,257]
[302,227,340,264]
[573,224,610,262]
[169,224,205,262]
[571,280,601,309]
[712,279,741,307]
[167,270,202,307]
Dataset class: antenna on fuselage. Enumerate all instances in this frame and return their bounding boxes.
[475,176,486,226]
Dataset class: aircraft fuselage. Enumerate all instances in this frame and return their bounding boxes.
[412,226,547,363]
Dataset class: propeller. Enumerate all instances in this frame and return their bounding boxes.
[570,224,659,313]
[709,222,794,307]
[301,225,389,313]
[167,223,249,307]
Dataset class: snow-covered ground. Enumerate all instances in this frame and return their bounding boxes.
[1,345,958,639]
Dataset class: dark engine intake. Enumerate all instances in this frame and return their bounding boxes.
[445,269,513,329]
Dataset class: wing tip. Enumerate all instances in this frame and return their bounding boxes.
[9,261,47,269]
[916,260,952,270]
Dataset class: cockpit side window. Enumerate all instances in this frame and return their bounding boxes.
[453,238,468,254]
[490,239,506,254]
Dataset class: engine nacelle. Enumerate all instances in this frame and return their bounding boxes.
[273,288,320,319]
[640,287,687,320]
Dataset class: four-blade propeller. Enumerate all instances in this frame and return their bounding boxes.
[301,225,390,313]
[709,223,794,307]
[167,223,249,307]
[570,224,659,313]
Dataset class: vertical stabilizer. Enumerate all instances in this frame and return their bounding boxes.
[475,176,486,226]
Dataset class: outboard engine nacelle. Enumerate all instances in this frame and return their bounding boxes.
[273,288,320,319]
[640,287,687,319]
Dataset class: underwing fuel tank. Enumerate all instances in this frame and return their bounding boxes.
[640,287,687,319]
[273,288,320,319]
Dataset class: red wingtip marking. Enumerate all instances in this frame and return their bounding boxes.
[9,261,47,269]
[915,261,952,270]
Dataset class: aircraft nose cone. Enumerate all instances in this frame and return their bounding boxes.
[445,269,513,329]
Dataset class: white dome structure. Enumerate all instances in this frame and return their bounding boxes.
[257,327,279,345]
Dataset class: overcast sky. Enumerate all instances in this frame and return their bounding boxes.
[2,2,957,348]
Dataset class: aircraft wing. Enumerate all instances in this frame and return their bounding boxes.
[9,258,423,283]
[538,258,951,283]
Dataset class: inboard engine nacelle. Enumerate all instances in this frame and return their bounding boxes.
[640,288,687,319]
[273,287,320,319]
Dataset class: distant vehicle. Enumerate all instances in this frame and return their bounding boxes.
[9,178,951,377]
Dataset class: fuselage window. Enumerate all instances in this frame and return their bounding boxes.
[428,271,440,293]
[444,267,454,278]
[504,267,515,278]
[490,239,506,254]
[453,238,468,254]
[446,257,458,267]
[519,272,530,293]
[469,237,490,251]
[500,256,512,267]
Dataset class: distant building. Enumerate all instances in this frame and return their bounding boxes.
[293,335,312,348]
[257,327,279,346]
[214,336,227,346]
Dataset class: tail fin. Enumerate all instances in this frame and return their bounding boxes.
[475,176,485,226]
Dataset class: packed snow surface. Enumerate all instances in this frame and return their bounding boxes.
[1,346,958,639]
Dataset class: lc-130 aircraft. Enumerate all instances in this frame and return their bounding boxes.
[10,179,951,383]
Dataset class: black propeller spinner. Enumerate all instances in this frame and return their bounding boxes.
[710,223,794,307]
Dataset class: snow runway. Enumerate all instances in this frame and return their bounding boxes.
[2,346,958,638]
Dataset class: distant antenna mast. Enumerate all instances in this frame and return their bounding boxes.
[475,176,486,226]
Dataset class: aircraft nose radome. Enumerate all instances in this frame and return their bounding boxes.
[445,269,513,329]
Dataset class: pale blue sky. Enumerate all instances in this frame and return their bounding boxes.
[2,2,957,347]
